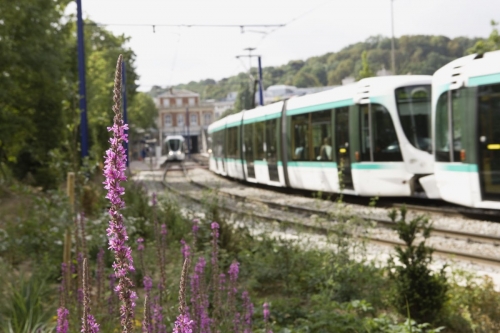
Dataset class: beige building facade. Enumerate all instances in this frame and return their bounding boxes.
[156,89,214,153]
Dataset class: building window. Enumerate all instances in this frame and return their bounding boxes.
[177,114,184,127]
[176,98,183,107]
[190,114,198,126]
[164,114,172,127]
[163,98,170,107]
[204,113,212,125]
[188,97,195,106]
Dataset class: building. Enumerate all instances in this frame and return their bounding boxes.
[156,88,214,153]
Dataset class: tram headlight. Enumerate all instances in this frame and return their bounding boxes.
[208,149,212,154]
[168,151,173,156]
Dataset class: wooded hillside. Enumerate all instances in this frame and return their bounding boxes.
[164,35,481,101]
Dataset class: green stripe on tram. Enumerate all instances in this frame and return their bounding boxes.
[243,112,281,125]
[351,163,403,170]
[286,99,354,116]
[438,164,478,172]
[468,73,500,87]
[287,161,338,168]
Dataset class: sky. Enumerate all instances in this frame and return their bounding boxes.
[65,0,499,92]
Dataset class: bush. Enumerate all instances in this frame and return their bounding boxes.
[387,206,448,324]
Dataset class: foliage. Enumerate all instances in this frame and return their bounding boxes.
[441,270,500,333]
[0,0,72,189]
[164,34,480,101]
[234,81,254,113]
[358,50,374,79]
[467,20,500,54]
[0,0,139,189]
[0,263,57,333]
[128,92,158,138]
[387,206,448,324]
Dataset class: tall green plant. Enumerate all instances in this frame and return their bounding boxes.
[387,206,448,324]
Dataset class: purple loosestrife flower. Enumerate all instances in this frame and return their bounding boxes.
[181,239,190,260]
[241,291,253,333]
[152,297,167,333]
[210,222,221,329]
[57,307,69,333]
[161,224,167,235]
[143,276,153,293]
[142,296,152,333]
[173,258,194,333]
[82,258,100,333]
[137,237,145,251]
[103,54,136,332]
[192,219,199,235]
[190,257,210,333]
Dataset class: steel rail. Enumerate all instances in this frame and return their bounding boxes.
[160,170,500,267]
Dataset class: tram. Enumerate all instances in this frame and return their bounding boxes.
[164,135,186,162]
[209,75,436,198]
[432,50,500,209]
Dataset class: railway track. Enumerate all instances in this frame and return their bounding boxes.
[159,165,500,267]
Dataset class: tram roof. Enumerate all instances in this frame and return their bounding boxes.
[433,50,500,100]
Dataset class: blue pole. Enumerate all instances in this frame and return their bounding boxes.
[186,107,190,157]
[76,0,88,157]
[258,56,264,106]
[122,60,129,167]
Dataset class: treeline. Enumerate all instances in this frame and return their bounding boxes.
[170,34,493,102]
[0,0,157,189]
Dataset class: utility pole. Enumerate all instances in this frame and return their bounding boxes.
[236,48,264,106]
[390,0,396,75]
[122,60,129,167]
[76,0,89,157]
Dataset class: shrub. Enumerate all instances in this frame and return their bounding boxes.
[387,206,448,324]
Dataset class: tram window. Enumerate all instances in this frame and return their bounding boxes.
[226,127,239,158]
[360,105,371,161]
[372,104,403,161]
[311,110,333,161]
[359,104,403,162]
[435,91,464,162]
[266,118,278,159]
[243,123,254,161]
[291,114,309,161]
[395,85,432,153]
[255,121,265,160]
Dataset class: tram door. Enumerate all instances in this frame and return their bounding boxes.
[266,118,280,182]
[243,123,255,179]
[335,108,354,190]
[478,84,500,200]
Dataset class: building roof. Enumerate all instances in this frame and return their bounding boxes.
[157,88,199,98]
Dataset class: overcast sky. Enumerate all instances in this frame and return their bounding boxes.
[66,0,499,91]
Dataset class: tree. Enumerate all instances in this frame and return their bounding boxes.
[293,70,321,88]
[234,82,253,112]
[468,20,500,54]
[0,0,72,187]
[357,51,374,80]
[128,93,158,131]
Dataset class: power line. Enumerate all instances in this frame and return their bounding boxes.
[257,0,332,46]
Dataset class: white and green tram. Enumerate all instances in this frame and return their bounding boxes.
[208,75,436,198]
[432,50,500,209]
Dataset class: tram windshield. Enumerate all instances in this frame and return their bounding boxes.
[395,85,432,152]
[168,139,182,152]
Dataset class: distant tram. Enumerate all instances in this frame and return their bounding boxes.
[164,135,186,162]
[208,76,436,198]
